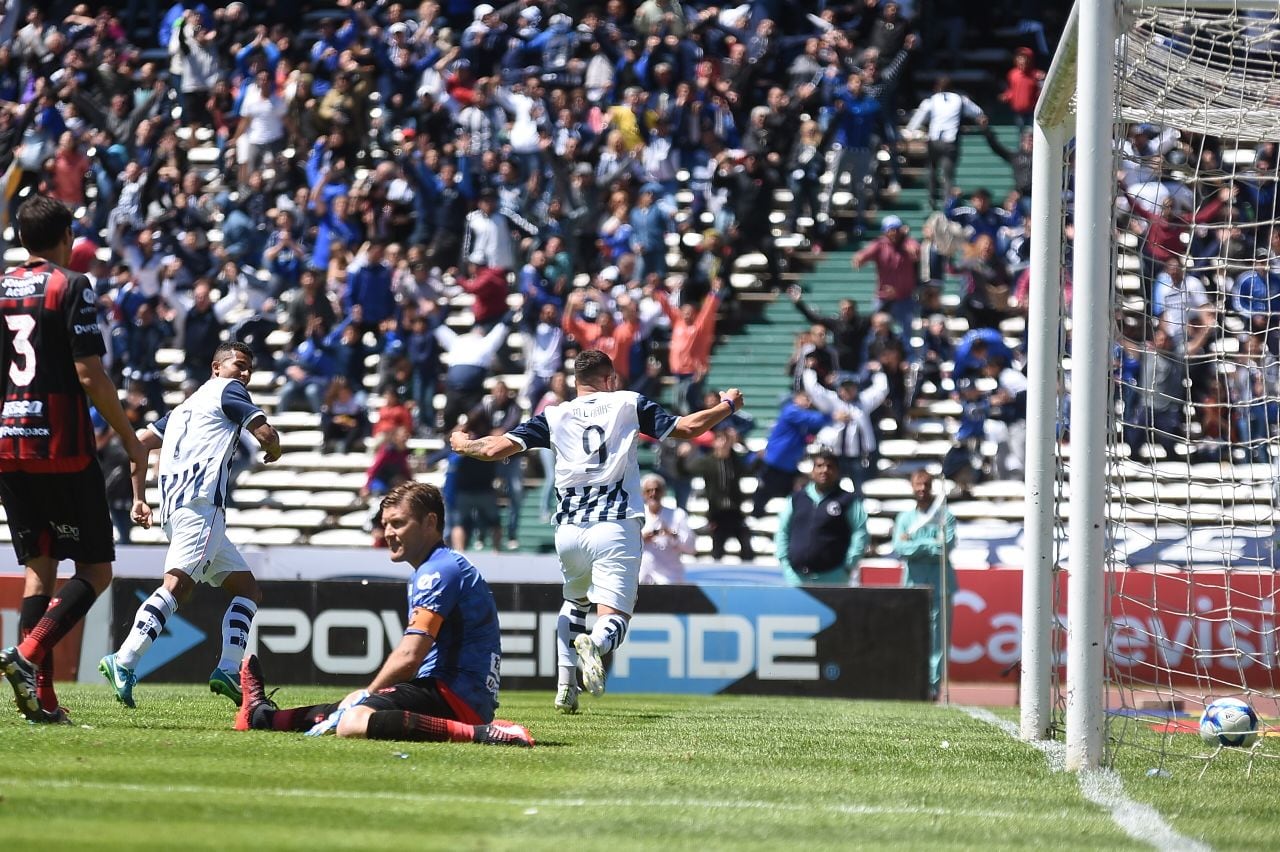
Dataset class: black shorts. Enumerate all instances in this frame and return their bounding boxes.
[0,460,115,565]
[362,677,485,724]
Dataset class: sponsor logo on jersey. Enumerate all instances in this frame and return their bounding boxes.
[0,425,50,437]
[416,571,441,590]
[2,280,36,298]
[73,323,101,335]
[1,400,43,419]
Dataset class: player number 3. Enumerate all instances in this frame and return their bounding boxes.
[5,314,36,387]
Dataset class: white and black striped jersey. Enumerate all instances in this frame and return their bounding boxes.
[506,391,678,525]
[149,377,264,519]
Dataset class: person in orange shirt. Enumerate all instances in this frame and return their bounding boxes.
[657,278,723,414]
[562,290,640,384]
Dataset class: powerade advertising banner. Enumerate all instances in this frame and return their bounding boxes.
[109,580,931,700]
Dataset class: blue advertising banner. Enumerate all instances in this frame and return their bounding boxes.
[110,580,931,700]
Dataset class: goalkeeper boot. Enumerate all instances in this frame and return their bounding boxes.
[0,646,42,720]
[475,720,535,748]
[574,634,606,697]
[234,654,276,731]
[98,654,137,709]
[554,683,579,714]
[208,667,243,705]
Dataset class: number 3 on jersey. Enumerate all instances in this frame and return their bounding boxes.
[581,424,608,471]
[5,314,36,387]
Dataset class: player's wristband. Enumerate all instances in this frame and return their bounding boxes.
[721,397,736,414]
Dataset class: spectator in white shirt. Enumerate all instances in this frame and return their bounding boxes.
[1153,256,1213,352]
[462,189,516,273]
[231,69,289,187]
[906,76,985,208]
[639,474,696,585]
[523,303,565,410]
[434,312,512,430]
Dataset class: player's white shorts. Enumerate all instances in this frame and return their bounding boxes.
[162,506,251,587]
[554,519,642,615]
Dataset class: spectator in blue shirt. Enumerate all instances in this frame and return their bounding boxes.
[751,391,837,517]
[344,242,396,336]
[1232,251,1280,340]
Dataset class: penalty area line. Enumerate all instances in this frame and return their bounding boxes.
[5,777,1014,821]
[959,706,1211,852]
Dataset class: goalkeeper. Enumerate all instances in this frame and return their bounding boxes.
[233,482,533,748]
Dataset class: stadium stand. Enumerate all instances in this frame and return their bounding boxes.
[0,0,1073,566]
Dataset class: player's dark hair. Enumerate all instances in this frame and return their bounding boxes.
[382,482,445,533]
[213,341,255,365]
[16,196,72,254]
[573,349,615,386]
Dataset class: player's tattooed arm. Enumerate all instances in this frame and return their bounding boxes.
[449,431,522,461]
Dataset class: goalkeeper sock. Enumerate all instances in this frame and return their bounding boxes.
[270,703,339,732]
[17,578,97,666]
[366,710,473,743]
[115,586,178,670]
[590,613,630,655]
[216,596,257,672]
[556,599,589,680]
[20,595,57,711]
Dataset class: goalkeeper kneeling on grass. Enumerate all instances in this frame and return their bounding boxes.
[233,481,533,748]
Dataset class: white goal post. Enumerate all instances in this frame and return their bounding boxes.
[1026,0,1280,771]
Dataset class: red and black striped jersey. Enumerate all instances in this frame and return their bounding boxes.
[0,261,106,472]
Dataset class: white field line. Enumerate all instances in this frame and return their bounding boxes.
[959,706,1211,852]
[4,777,1017,821]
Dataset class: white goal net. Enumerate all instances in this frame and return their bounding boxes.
[1033,0,1280,771]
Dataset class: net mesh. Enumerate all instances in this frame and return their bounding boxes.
[1053,0,1280,769]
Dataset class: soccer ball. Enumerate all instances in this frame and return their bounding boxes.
[1198,698,1260,748]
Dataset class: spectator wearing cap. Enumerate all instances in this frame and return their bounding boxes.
[854,216,920,348]
[802,367,890,497]
[1233,250,1280,342]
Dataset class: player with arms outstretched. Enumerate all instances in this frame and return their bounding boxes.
[451,349,744,712]
[0,196,151,723]
[99,341,282,707]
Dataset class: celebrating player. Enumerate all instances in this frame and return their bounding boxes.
[451,349,744,713]
[0,196,151,723]
[99,341,282,708]
[233,482,532,748]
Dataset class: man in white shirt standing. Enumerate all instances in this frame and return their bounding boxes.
[905,76,985,209]
[231,69,289,188]
[462,189,516,274]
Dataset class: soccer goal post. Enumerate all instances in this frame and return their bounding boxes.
[1027,0,1280,772]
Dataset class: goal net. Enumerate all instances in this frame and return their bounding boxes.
[1031,0,1280,771]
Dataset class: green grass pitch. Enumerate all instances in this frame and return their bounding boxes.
[0,685,1276,850]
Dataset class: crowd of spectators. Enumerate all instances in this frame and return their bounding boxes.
[1,0,1068,558]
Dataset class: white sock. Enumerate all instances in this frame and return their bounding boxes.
[557,599,589,682]
[216,596,257,672]
[590,614,630,655]
[116,587,178,670]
